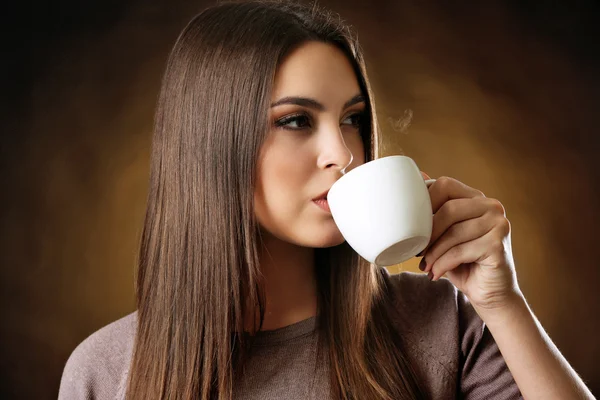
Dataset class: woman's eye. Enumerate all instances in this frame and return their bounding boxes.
[342,112,365,129]
[274,111,366,131]
[275,114,311,130]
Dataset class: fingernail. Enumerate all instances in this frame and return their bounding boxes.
[427,271,434,281]
[419,258,427,271]
[416,250,424,257]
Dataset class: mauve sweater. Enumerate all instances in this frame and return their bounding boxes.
[58,270,522,399]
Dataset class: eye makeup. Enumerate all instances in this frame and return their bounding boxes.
[274,110,367,131]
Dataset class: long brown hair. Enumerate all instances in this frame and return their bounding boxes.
[126,0,425,398]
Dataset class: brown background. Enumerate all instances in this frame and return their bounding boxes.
[2,0,599,398]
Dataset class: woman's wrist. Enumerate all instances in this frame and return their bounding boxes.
[471,288,528,329]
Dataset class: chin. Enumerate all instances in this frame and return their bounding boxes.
[305,229,346,248]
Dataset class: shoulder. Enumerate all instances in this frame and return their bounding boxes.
[382,270,522,398]
[384,269,461,326]
[58,311,137,400]
[384,270,482,342]
[385,269,456,298]
[382,270,467,373]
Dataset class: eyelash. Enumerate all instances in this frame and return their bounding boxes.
[274,111,366,132]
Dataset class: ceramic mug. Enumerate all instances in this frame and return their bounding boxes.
[328,155,435,266]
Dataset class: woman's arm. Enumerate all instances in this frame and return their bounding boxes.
[476,293,594,399]
[417,173,594,399]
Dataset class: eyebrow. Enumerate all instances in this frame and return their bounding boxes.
[270,93,365,112]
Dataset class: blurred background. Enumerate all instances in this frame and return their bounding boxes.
[2,0,599,398]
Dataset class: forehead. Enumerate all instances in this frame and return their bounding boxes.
[271,41,362,103]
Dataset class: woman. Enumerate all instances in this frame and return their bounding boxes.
[58,1,595,399]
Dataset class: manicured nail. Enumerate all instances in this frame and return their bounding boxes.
[427,271,434,281]
[419,258,427,271]
[416,250,424,257]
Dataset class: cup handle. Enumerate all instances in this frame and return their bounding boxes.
[424,179,436,188]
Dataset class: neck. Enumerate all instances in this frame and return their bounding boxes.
[247,229,318,331]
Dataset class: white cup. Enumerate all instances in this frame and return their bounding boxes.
[327,155,435,266]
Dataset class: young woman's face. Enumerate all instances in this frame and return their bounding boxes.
[255,41,367,248]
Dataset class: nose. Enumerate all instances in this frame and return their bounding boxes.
[316,125,354,174]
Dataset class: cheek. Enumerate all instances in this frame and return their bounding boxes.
[255,148,309,222]
[266,153,303,192]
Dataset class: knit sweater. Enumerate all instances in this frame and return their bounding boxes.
[58,270,522,399]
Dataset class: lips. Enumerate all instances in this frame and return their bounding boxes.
[312,188,331,213]
[313,198,331,212]
[312,189,329,201]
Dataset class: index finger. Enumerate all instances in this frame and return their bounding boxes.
[427,177,485,214]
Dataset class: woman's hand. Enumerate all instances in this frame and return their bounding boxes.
[418,172,522,312]
[417,173,596,399]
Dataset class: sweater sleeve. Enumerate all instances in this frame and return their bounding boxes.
[457,291,522,399]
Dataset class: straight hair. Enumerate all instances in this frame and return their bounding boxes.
[126,1,426,398]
